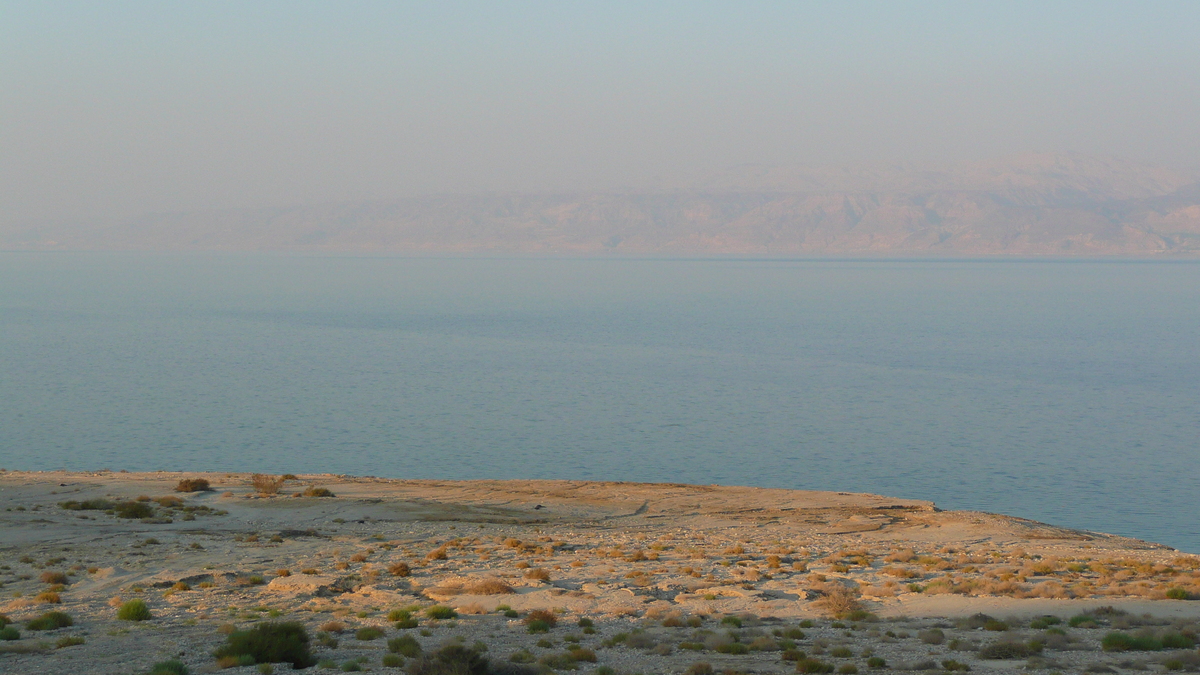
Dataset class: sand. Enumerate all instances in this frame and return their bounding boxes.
[1,470,1197,675]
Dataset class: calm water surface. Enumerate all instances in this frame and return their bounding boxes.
[2,253,1197,551]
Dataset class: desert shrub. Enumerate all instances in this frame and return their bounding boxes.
[36,591,62,603]
[524,609,558,628]
[524,568,551,582]
[55,635,85,648]
[1165,588,1193,600]
[918,629,944,645]
[984,619,1008,631]
[59,498,114,510]
[783,627,807,640]
[1102,631,1163,652]
[213,622,315,668]
[720,616,743,628]
[866,657,886,668]
[526,620,551,634]
[148,659,190,675]
[114,501,155,518]
[425,605,457,620]
[1069,615,1099,628]
[796,658,835,673]
[715,642,749,654]
[356,627,385,641]
[27,611,73,630]
[176,478,211,492]
[0,614,10,628]
[0,626,19,641]
[941,659,971,671]
[251,474,287,494]
[320,621,346,633]
[303,486,335,498]
[1030,616,1062,629]
[978,641,1033,659]
[567,647,595,662]
[388,634,422,657]
[685,663,714,675]
[958,613,996,630]
[577,618,593,628]
[118,599,153,621]
[830,647,854,658]
[388,562,411,577]
[407,644,488,675]
[40,571,69,585]
[838,665,858,674]
[1161,633,1196,649]
[814,585,862,618]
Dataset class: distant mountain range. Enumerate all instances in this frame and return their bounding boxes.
[7,153,1200,255]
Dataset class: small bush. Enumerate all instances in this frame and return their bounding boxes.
[408,644,488,675]
[918,629,944,645]
[388,634,422,657]
[1161,633,1196,649]
[526,620,551,634]
[40,571,69,585]
[941,660,970,671]
[467,578,515,595]
[303,486,335,498]
[838,665,858,675]
[55,635,85,648]
[387,562,411,577]
[1165,588,1192,600]
[1029,616,1062,629]
[796,657,835,673]
[382,653,404,667]
[1069,615,1099,628]
[866,657,886,668]
[36,591,62,604]
[251,474,287,495]
[425,605,457,620]
[213,621,315,668]
[0,626,19,641]
[148,659,190,675]
[978,641,1033,659]
[176,478,211,492]
[356,627,385,641]
[27,611,73,630]
[118,598,153,621]
[524,609,558,628]
[1101,631,1163,652]
[115,501,155,519]
[524,568,551,582]
[685,663,713,675]
[715,642,749,654]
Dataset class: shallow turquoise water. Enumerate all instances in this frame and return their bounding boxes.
[2,253,1197,551]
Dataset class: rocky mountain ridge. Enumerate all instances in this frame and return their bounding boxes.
[6,153,1200,255]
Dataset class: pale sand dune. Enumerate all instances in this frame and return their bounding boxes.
[1,471,1197,674]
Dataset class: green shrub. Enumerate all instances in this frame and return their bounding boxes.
[148,659,190,675]
[355,627,385,641]
[388,609,411,622]
[796,658,835,673]
[382,653,404,668]
[55,635,85,648]
[0,626,20,641]
[213,621,316,668]
[720,616,742,628]
[837,665,858,675]
[526,620,551,634]
[983,620,1008,631]
[1160,633,1195,649]
[1029,616,1062,629]
[1165,588,1192,600]
[1068,615,1098,628]
[715,642,749,655]
[59,498,115,511]
[503,609,519,618]
[408,644,488,675]
[1101,631,1163,652]
[941,660,970,671]
[424,605,457,620]
[27,611,73,630]
[830,647,854,658]
[866,657,886,668]
[577,618,594,628]
[783,627,807,640]
[118,599,153,621]
[388,635,422,657]
[782,649,807,661]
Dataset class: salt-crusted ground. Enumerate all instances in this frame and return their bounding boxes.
[1,471,1198,675]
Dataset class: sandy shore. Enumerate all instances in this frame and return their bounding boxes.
[1,471,1197,674]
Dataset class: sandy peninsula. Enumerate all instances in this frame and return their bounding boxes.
[1,471,1197,675]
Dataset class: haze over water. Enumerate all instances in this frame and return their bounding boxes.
[2,253,1197,551]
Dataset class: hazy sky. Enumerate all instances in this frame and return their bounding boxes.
[3,1,1199,225]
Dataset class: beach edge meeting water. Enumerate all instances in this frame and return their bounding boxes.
[2,253,1198,552]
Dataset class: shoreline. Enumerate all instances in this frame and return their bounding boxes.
[2,471,1197,674]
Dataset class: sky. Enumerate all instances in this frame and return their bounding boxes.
[3,1,1200,225]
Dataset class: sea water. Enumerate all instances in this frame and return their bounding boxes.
[2,253,1197,551]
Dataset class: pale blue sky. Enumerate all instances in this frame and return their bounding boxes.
[3,1,1199,223]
